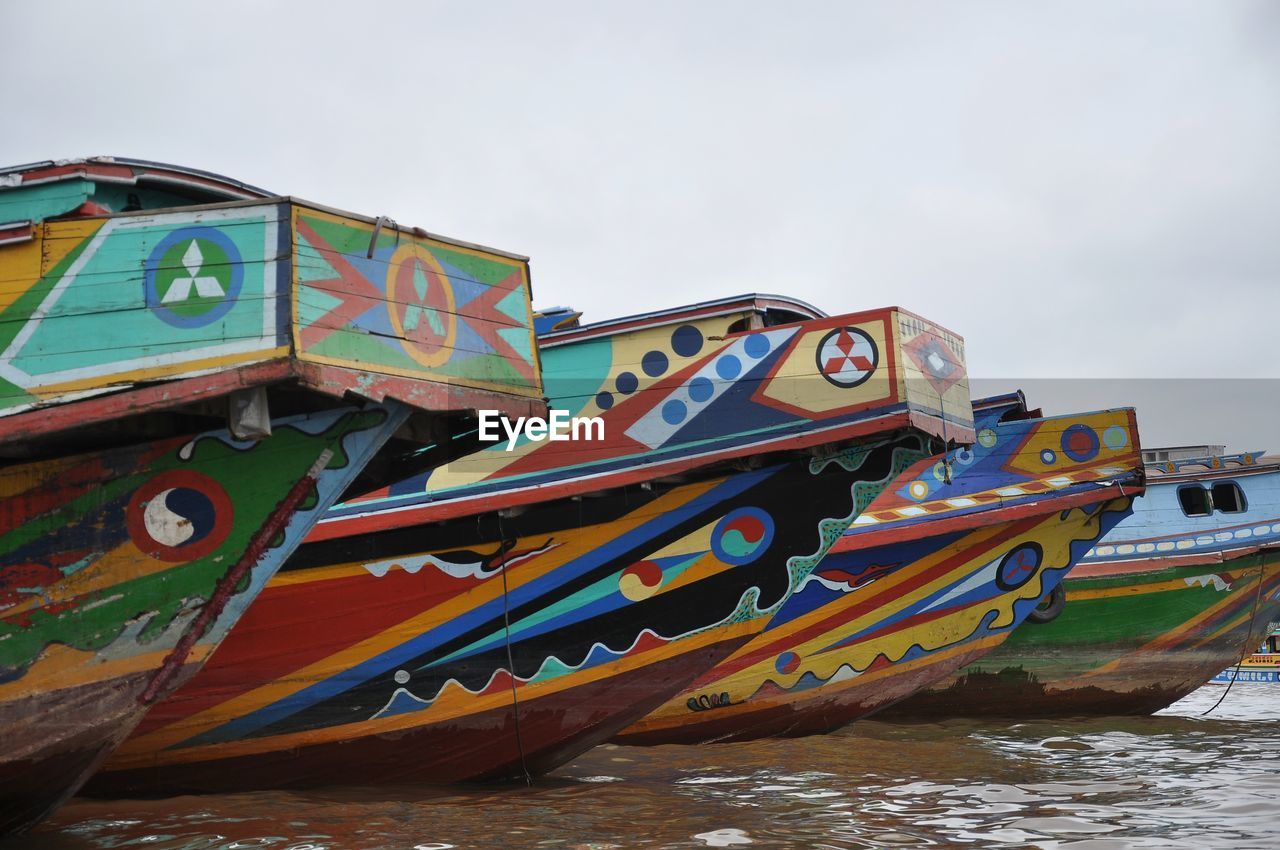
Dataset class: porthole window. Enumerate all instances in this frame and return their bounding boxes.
[1178,485,1212,517]
[1212,482,1247,513]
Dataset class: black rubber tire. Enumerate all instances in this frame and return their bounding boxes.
[1027,583,1066,625]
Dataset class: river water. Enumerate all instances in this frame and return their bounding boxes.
[17,683,1279,850]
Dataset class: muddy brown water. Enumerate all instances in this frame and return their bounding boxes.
[12,684,1279,849]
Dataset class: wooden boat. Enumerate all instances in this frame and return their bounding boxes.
[309,294,977,527]
[1212,625,1280,683]
[615,391,1143,744]
[0,158,542,832]
[94,296,978,792]
[879,434,1280,718]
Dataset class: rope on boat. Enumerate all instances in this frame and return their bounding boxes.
[1202,556,1266,716]
[495,511,533,784]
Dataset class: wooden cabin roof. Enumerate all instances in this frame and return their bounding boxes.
[537,293,826,347]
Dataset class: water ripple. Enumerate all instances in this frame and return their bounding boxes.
[11,684,1279,849]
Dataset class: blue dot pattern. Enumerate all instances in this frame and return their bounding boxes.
[671,325,703,357]
[716,355,742,380]
[615,371,639,394]
[642,350,669,377]
[688,376,714,403]
[743,334,771,359]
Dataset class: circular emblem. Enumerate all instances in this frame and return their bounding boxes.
[775,651,801,675]
[815,327,879,388]
[145,227,244,328]
[711,507,776,566]
[995,542,1044,592]
[386,245,457,367]
[619,560,664,601]
[1102,425,1129,451]
[1060,424,1100,463]
[126,470,234,562]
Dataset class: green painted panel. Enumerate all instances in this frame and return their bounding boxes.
[0,206,285,405]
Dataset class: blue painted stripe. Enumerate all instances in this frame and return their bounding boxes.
[184,464,779,746]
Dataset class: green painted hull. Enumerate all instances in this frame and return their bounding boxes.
[0,404,405,835]
[882,548,1280,717]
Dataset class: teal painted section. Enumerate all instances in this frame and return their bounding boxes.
[0,206,286,393]
[0,181,91,223]
[540,337,612,419]
[0,180,216,223]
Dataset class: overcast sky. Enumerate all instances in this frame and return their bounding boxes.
[4,1,1277,448]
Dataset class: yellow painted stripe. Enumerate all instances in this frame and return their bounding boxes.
[298,351,545,400]
[0,452,92,498]
[0,641,214,704]
[1066,577,1202,602]
[631,630,1006,735]
[0,219,106,311]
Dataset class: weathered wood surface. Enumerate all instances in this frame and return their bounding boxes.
[0,403,408,834]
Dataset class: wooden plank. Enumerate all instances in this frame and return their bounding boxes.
[0,359,294,444]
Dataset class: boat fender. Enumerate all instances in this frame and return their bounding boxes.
[1027,584,1066,625]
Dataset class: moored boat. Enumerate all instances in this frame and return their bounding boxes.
[95,296,978,792]
[615,392,1143,744]
[0,158,543,832]
[880,442,1280,718]
[1212,624,1280,683]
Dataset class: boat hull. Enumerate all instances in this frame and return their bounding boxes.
[95,436,934,793]
[615,499,1130,745]
[97,635,742,792]
[0,405,406,834]
[0,670,151,834]
[882,547,1280,718]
